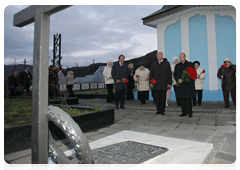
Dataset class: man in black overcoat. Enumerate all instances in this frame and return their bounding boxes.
[49,66,59,99]
[149,52,172,115]
[174,53,195,117]
[19,66,32,95]
[111,55,129,109]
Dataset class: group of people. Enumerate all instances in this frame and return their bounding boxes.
[103,52,236,117]
[8,66,32,96]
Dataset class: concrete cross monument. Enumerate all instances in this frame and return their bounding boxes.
[13,5,71,164]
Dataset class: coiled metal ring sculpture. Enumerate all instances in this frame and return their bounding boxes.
[47,105,94,164]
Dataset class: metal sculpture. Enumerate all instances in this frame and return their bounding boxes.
[47,105,94,164]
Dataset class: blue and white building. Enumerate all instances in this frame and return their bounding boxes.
[142,5,236,101]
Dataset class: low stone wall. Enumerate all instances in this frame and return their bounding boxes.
[4,105,114,155]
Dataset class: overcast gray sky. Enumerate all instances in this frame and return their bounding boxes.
[4,5,163,68]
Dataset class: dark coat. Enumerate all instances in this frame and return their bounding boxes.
[8,75,18,89]
[217,64,236,90]
[149,58,172,91]
[127,69,135,90]
[111,62,129,90]
[19,71,32,88]
[174,60,195,99]
[49,69,59,86]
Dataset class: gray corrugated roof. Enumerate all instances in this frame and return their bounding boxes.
[142,5,180,20]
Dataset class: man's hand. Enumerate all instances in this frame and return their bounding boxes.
[221,75,224,79]
[109,76,112,79]
[197,76,200,79]
[116,79,121,83]
[145,78,148,81]
[27,75,30,78]
[178,79,182,83]
[150,84,153,88]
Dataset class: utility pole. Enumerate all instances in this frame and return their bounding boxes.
[23,59,27,67]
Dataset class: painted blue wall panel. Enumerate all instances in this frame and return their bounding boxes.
[164,20,182,62]
[215,14,236,90]
[189,14,209,90]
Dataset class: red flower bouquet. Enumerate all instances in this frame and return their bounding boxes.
[176,67,197,86]
[150,79,156,89]
[122,78,129,84]
[196,69,206,79]
[136,75,140,78]
[220,63,227,84]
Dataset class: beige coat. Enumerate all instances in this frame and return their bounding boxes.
[103,60,114,84]
[133,68,150,91]
[195,67,206,90]
[66,70,74,85]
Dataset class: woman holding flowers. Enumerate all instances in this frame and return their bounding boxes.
[126,63,135,101]
[217,58,236,108]
[134,62,150,105]
[193,61,206,106]
[174,53,196,117]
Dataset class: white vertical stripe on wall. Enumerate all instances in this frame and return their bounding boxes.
[157,24,165,55]
[206,12,218,90]
[181,16,190,61]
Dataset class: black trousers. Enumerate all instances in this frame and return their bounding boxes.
[193,90,203,105]
[173,85,181,106]
[67,84,75,97]
[115,87,126,107]
[154,90,166,114]
[106,84,115,103]
[180,99,193,115]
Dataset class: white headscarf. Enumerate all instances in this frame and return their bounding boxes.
[107,59,113,67]
[172,56,179,63]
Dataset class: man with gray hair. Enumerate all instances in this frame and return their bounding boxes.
[150,52,172,115]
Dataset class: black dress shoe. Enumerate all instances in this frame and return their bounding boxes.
[179,113,187,117]
[155,112,160,114]
[115,106,119,109]
[160,113,165,115]
[224,106,230,108]
[188,114,192,117]
[120,106,126,109]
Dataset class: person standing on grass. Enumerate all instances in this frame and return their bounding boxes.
[8,70,19,96]
[19,66,32,95]
[111,54,129,109]
[149,52,172,115]
[174,53,195,117]
[66,68,75,97]
[217,58,236,108]
[103,59,115,103]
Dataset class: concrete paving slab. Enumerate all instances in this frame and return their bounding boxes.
[214,152,236,163]
[220,143,236,156]
[186,133,211,142]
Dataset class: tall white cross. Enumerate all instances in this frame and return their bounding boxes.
[14,5,71,164]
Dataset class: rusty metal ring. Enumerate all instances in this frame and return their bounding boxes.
[47,105,94,164]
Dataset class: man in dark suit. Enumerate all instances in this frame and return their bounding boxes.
[111,55,129,109]
[174,53,195,117]
[19,66,32,95]
[149,52,172,115]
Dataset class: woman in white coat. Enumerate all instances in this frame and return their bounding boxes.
[133,62,150,104]
[103,59,115,103]
[171,56,180,106]
[193,61,206,106]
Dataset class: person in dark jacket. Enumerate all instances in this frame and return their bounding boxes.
[111,54,129,109]
[174,53,195,117]
[49,66,59,99]
[126,63,135,101]
[149,52,172,115]
[8,70,19,96]
[19,66,32,95]
[217,58,236,107]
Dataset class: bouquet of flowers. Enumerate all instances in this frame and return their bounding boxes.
[220,63,227,84]
[122,78,129,84]
[136,75,140,84]
[176,67,197,86]
[195,69,206,80]
[150,78,156,89]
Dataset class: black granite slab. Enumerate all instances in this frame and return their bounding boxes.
[91,141,168,164]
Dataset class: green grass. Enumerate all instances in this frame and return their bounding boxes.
[4,97,102,128]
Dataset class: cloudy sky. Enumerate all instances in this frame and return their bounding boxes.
[4,5,163,68]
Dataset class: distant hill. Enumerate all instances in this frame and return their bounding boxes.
[4,50,158,81]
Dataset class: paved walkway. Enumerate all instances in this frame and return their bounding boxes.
[5,99,236,164]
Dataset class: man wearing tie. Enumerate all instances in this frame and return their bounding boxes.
[149,52,172,115]
[111,55,129,109]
